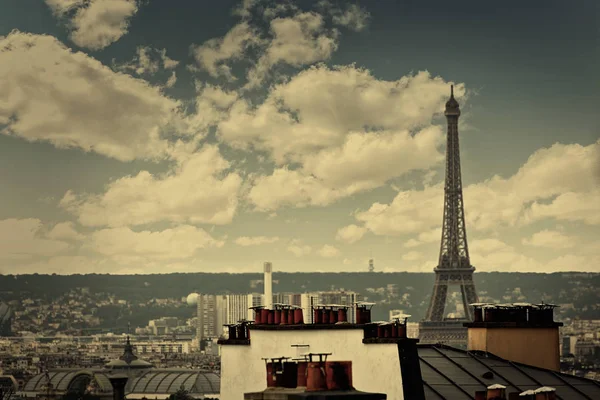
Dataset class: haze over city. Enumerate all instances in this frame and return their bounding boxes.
[0,0,598,275]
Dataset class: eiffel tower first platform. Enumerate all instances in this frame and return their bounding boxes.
[419,86,479,348]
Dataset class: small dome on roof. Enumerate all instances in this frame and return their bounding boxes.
[104,336,153,370]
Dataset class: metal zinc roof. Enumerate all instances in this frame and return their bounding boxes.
[127,370,220,395]
[418,345,600,400]
[22,370,112,393]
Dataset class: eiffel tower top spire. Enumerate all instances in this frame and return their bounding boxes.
[445,85,460,116]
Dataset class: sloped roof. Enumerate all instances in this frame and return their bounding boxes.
[21,369,220,396]
[22,370,113,393]
[127,370,220,395]
[418,344,600,400]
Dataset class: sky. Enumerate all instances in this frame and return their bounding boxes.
[0,0,598,275]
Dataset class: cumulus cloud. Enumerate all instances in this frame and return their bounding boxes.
[0,31,185,162]
[117,46,179,75]
[45,0,85,15]
[187,84,239,133]
[234,236,279,246]
[330,4,370,32]
[165,72,177,88]
[0,219,69,259]
[190,0,373,89]
[221,67,457,210]
[87,225,224,262]
[287,239,311,257]
[355,140,600,236]
[46,0,139,50]
[47,222,85,241]
[336,224,367,244]
[318,244,340,258]
[404,228,442,248]
[221,67,456,163]
[190,22,261,80]
[522,230,575,249]
[525,190,600,225]
[246,12,338,87]
[356,185,443,236]
[60,145,243,227]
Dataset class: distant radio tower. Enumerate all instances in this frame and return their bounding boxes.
[368,251,374,273]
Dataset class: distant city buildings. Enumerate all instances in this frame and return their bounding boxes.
[193,290,361,341]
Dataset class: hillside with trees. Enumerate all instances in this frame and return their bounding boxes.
[1,272,597,328]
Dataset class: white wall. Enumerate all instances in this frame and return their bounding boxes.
[220,328,404,400]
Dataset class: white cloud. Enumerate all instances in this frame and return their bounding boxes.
[60,145,243,227]
[222,67,456,164]
[287,240,311,257]
[403,228,441,248]
[45,0,85,15]
[47,222,85,241]
[118,46,180,75]
[0,219,69,259]
[187,84,239,133]
[223,67,456,210]
[355,140,600,236]
[0,31,185,162]
[526,190,600,225]
[234,236,279,246]
[300,127,444,190]
[522,230,575,249]
[87,225,223,262]
[190,22,261,80]
[336,224,367,244]
[161,51,179,69]
[331,4,370,32]
[247,168,347,210]
[356,185,443,236]
[246,12,338,87]
[165,71,177,88]
[318,244,340,258]
[46,0,139,50]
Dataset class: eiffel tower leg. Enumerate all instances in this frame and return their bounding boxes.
[426,273,449,322]
[459,273,478,320]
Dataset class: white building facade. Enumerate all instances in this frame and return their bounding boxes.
[219,325,417,400]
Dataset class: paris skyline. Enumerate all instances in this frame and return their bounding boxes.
[0,0,598,275]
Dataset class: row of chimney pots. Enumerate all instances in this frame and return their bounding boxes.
[474,384,557,400]
[472,304,557,324]
[264,355,353,392]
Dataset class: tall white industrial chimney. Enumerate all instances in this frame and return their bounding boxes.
[263,262,273,309]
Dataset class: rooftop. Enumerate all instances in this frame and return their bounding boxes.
[418,344,600,400]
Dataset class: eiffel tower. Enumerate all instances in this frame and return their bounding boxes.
[419,85,479,347]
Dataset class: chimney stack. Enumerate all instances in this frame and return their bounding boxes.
[486,384,506,399]
[464,304,563,371]
[264,262,273,310]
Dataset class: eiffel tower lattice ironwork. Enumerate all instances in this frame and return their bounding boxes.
[424,85,479,322]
